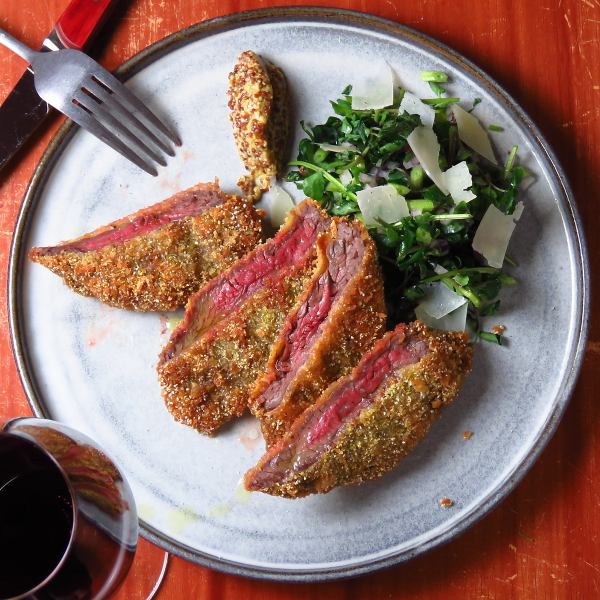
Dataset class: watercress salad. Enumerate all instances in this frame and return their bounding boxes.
[287,72,528,344]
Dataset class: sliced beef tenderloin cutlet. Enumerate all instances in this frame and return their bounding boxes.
[29,181,262,311]
[158,199,332,435]
[159,258,317,435]
[227,50,289,201]
[245,321,473,498]
[159,199,331,366]
[250,218,386,446]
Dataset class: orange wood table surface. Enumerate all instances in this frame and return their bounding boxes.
[1,1,598,598]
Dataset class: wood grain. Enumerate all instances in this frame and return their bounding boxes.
[1,1,599,598]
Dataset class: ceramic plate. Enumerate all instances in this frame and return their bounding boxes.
[8,8,589,581]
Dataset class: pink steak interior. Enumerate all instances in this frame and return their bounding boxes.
[259,222,365,411]
[39,187,227,255]
[160,201,331,364]
[247,327,428,490]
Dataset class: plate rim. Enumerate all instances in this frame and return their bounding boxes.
[7,6,590,582]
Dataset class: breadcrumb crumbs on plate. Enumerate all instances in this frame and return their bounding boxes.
[491,324,506,335]
[463,430,474,440]
[438,497,455,508]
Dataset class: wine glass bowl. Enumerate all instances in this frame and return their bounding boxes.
[1,417,138,600]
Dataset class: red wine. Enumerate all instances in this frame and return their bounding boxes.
[0,435,74,598]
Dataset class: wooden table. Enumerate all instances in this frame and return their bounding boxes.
[1,1,598,598]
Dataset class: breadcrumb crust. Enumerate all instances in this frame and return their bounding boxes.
[30,182,262,311]
[245,322,473,498]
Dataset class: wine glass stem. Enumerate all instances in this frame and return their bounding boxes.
[145,552,170,600]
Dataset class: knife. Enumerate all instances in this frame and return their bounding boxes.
[0,0,120,172]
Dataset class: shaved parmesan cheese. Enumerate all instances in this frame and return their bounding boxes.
[414,265,468,332]
[443,161,476,203]
[406,126,449,194]
[356,184,409,226]
[453,105,497,164]
[318,142,359,153]
[262,179,295,228]
[399,91,436,128]
[472,202,524,268]
[513,202,525,220]
[339,170,353,186]
[351,62,394,110]
[417,281,467,319]
[415,301,468,332]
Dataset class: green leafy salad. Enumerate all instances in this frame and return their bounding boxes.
[287,70,529,344]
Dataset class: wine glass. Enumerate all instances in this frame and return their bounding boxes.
[0,417,169,600]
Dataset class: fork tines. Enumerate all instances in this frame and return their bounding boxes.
[70,69,180,176]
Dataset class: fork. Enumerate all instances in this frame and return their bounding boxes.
[0,28,180,176]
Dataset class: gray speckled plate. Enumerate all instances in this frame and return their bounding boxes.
[8,8,589,581]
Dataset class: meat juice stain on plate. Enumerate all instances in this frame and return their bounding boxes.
[158,174,182,194]
[157,149,195,195]
[157,149,195,194]
[86,315,115,347]
[239,422,262,451]
[181,149,194,163]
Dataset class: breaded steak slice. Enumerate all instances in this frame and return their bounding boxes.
[159,199,331,366]
[245,321,473,498]
[158,199,333,435]
[250,217,387,446]
[29,181,262,311]
[158,259,316,434]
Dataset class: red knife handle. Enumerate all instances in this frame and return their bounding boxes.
[55,0,119,50]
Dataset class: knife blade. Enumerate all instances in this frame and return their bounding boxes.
[0,0,119,172]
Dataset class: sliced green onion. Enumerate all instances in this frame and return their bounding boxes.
[422,267,500,283]
[410,166,425,190]
[390,183,411,196]
[488,124,504,132]
[420,70,449,83]
[421,97,460,106]
[416,226,432,245]
[407,199,434,212]
[504,145,518,178]
[431,213,473,220]
[313,148,329,163]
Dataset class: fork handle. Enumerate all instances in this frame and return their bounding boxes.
[0,28,38,64]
